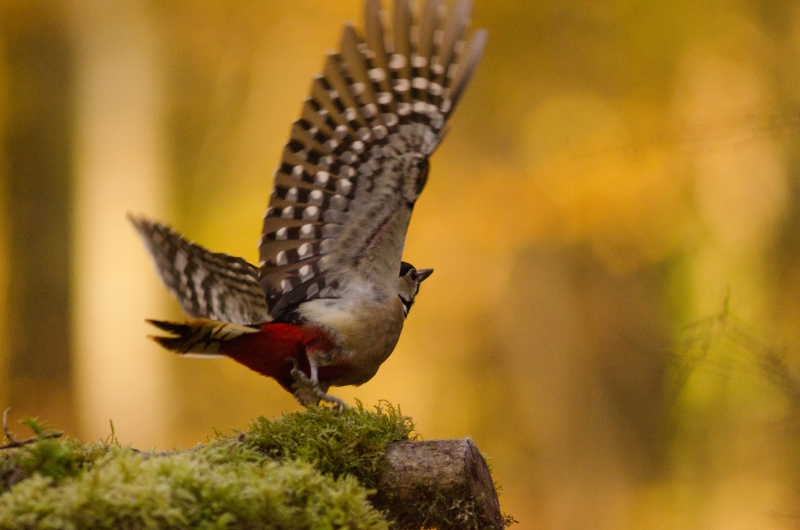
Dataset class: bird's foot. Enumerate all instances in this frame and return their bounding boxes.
[289,359,347,411]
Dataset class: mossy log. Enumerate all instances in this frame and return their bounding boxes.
[377,438,504,530]
[0,405,511,529]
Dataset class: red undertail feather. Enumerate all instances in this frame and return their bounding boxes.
[222,322,339,392]
[146,318,338,393]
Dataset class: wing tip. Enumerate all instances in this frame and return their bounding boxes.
[446,27,488,112]
[127,211,148,232]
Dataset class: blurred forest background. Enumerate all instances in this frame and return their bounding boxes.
[4,0,800,528]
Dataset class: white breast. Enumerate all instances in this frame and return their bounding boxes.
[297,292,405,386]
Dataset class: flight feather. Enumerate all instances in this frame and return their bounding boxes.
[258,0,487,320]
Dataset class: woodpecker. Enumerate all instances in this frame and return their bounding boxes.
[130,0,487,408]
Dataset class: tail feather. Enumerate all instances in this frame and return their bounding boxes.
[129,214,271,325]
[146,318,259,356]
[147,319,193,335]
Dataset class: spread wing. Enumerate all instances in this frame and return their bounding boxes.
[130,215,271,325]
[259,0,487,319]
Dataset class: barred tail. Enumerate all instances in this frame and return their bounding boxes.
[146,318,259,357]
[129,214,271,326]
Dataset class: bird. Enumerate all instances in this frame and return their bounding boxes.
[129,0,487,409]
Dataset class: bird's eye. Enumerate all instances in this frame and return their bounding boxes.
[409,269,417,281]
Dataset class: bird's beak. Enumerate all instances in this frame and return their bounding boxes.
[417,268,434,282]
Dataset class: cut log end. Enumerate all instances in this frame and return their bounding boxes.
[376,437,506,529]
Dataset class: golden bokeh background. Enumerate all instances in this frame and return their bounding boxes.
[4,0,800,528]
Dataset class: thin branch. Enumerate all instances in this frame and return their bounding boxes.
[0,408,62,450]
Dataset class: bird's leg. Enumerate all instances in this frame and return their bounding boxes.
[289,358,318,406]
[307,362,347,410]
[289,354,347,410]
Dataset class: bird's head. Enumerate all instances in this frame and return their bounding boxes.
[397,261,433,317]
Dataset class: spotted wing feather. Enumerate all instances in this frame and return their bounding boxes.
[130,215,271,325]
[259,0,487,319]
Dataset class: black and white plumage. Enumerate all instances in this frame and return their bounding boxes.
[258,0,487,320]
[131,0,486,407]
[129,216,270,325]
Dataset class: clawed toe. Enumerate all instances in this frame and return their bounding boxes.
[288,358,346,410]
[316,390,347,411]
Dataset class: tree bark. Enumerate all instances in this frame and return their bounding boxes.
[376,438,505,530]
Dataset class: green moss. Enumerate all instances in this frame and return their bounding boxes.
[0,403,413,529]
[0,403,507,529]
[0,433,109,490]
[233,401,416,488]
[16,439,77,483]
[0,446,386,530]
